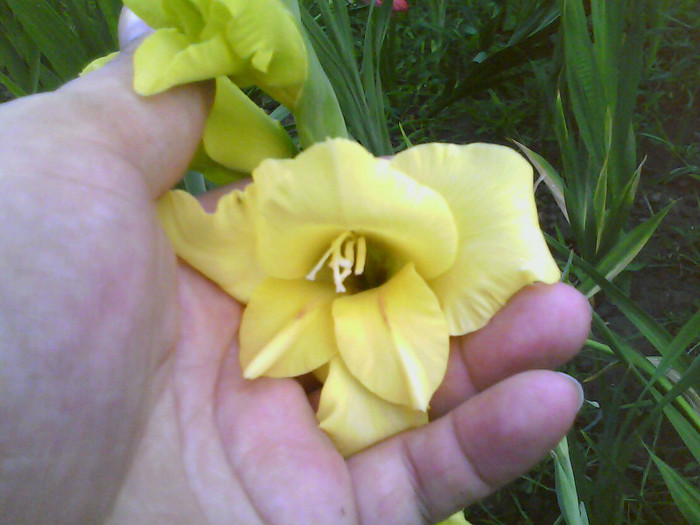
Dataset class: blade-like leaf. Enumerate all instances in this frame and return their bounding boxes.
[0,69,27,97]
[577,203,672,297]
[650,453,700,525]
[512,139,569,221]
[660,401,700,465]
[5,0,88,80]
[547,234,673,353]
[562,0,605,163]
[552,437,589,525]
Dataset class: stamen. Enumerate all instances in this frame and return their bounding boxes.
[355,236,367,275]
[306,244,334,281]
[306,231,368,293]
[343,239,356,267]
[329,238,348,293]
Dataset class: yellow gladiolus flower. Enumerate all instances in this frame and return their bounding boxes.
[120,0,313,180]
[125,0,308,108]
[118,0,347,180]
[158,138,560,457]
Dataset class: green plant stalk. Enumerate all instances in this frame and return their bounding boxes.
[552,436,589,525]
[279,0,348,147]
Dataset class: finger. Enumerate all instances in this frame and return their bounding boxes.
[214,342,358,523]
[0,21,212,199]
[196,180,251,212]
[430,282,590,417]
[350,370,583,524]
[118,8,152,48]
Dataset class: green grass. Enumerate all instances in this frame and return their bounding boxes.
[1,1,698,523]
[0,0,120,97]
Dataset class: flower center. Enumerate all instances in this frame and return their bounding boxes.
[306,231,367,293]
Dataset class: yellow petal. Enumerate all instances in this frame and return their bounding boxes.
[313,362,330,384]
[124,0,171,28]
[80,51,119,76]
[317,358,428,457]
[222,0,308,107]
[439,513,472,525]
[253,138,458,281]
[391,143,561,336]
[129,0,308,107]
[161,0,206,37]
[157,188,265,302]
[134,28,241,95]
[332,264,449,411]
[239,278,337,379]
[202,77,297,174]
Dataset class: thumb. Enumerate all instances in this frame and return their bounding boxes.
[0,11,213,198]
[118,8,152,48]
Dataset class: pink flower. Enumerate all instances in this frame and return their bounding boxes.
[365,0,409,12]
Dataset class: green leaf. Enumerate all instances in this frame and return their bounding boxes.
[301,1,390,155]
[650,453,700,525]
[666,309,700,372]
[597,156,644,257]
[658,401,700,466]
[552,437,589,525]
[648,357,700,419]
[183,171,207,196]
[64,0,115,56]
[512,139,569,221]
[4,0,88,80]
[0,69,27,97]
[590,315,700,436]
[547,234,673,353]
[633,309,699,422]
[0,3,34,89]
[561,0,605,163]
[577,203,672,297]
[592,145,610,251]
[359,0,393,155]
[97,0,121,35]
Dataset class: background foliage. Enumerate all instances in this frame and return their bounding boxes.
[1,0,698,523]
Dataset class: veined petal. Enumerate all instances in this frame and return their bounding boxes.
[391,143,561,336]
[239,278,337,379]
[254,139,458,281]
[332,264,449,411]
[202,77,297,174]
[317,358,428,457]
[161,0,206,37]
[221,0,308,107]
[134,29,241,95]
[157,188,265,302]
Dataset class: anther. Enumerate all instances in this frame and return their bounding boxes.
[306,231,368,293]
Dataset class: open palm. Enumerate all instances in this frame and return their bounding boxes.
[0,49,590,524]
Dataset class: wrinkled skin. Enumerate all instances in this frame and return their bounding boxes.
[0,27,591,525]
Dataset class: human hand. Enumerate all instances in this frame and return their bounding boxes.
[0,17,591,524]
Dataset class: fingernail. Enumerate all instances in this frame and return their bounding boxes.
[118,8,152,48]
[558,372,584,410]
